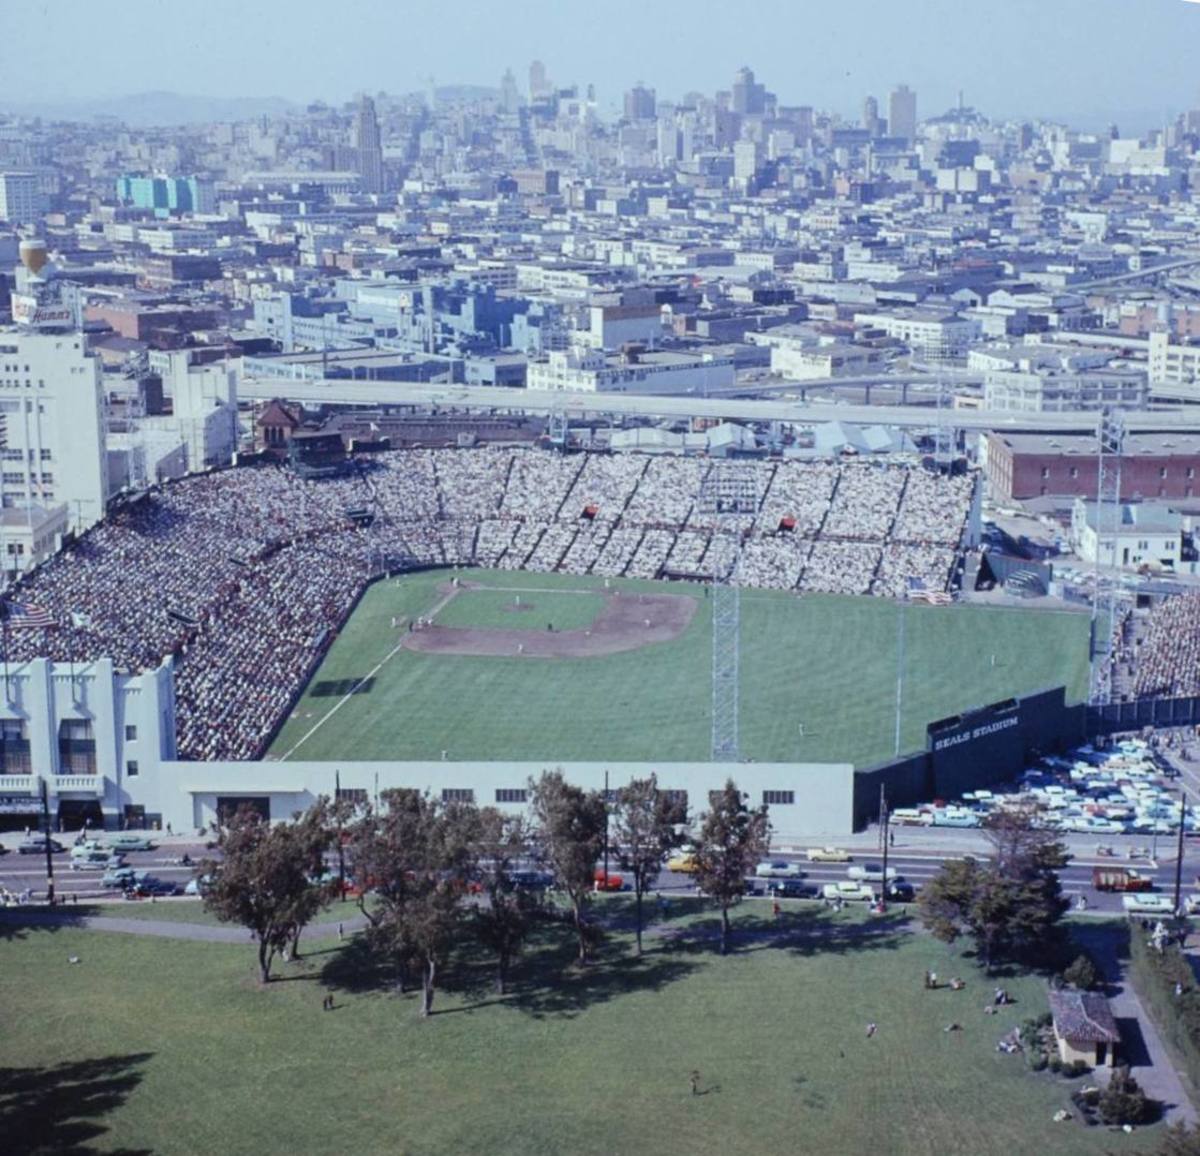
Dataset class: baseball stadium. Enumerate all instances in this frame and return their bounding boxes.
[0,446,1093,835]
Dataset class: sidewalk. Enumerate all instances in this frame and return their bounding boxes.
[1073,923,1197,1126]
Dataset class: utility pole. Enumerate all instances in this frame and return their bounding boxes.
[1174,787,1187,916]
[602,769,610,885]
[879,785,889,910]
[335,768,346,903]
[40,778,55,906]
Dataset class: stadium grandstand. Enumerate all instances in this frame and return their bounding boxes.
[0,448,979,763]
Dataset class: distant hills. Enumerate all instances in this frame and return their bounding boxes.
[0,91,297,126]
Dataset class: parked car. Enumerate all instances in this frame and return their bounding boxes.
[769,879,817,899]
[69,848,111,870]
[1121,893,1176,916]
[509,870,555,890]
[807,846,852,863]
[847,863,898,882]
[184,874,216,897]
[106,834,157,853]
[18,836,65,855]
[667,851,699,874]
[592,870,625,892]
[883,880,916,903]
[102,866,140,889]
[821,881,875,902]
[124,876,180,898]
[755,860,804,879]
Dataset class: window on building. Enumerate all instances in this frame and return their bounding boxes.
[1069,467,1078,478]
[335,787,368,806]
[0,719,31,775]
[442,788,475,804]
[1160,467,1168,479]
[763,790,795,805]
[124,724,138,741]
[125,760,139,777]
[495,788,527,803]
[58,719,97,775]
[1041,466,1050,478]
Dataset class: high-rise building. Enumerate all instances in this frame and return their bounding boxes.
[352,95,385,194]
[889,84,917,145]
[529,60,549,100]
[0,172,40,226]
[863,95,884,137]
[731,66,766,117]
[0,330,109,536]
[624,83,656,122]
[499,68,521,114]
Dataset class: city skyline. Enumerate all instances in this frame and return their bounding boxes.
[2,0,1199,130]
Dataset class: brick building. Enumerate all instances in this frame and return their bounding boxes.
[985,431,1200,503]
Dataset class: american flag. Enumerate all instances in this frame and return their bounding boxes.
[3,601,55,629]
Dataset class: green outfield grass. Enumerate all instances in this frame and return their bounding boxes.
[433,584,608,632]
[268,569,1090,767]
[0,906,1154,1156]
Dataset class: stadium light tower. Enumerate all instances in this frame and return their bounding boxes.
[1089,408,1125,706]
[698,462,758,762]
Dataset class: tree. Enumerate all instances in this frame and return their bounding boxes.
[918,809,1069,971]
[692,780,770,956]
[612,775,687,955]
[202,806,319,984]
[351,789,473,1016]
[529,769,607,964]
[1098,1065,1151,1126]
[1062,953,1100,991]
[284,797,336,960]
[471,809,536,993]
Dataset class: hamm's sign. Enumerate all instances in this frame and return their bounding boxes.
[12,294,73,328]
[932,714,1020,752]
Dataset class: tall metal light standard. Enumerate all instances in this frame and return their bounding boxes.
[698,463,759,762]
[1089,409,1125,707]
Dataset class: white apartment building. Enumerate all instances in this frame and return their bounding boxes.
[855,309,980,364]
[0,172,40,226]
[984,366,1148,413]
[526,347,736,393]
[0,332,108,544]
[1149,327,1200,386]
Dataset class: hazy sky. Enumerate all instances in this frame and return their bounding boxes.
[3,0,1199,125]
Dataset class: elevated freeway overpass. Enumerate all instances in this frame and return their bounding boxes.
[238,372,1200,435]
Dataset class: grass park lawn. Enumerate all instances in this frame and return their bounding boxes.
[0,901,1155,1156]
[68,897,360,927]
[269,568,1090,767]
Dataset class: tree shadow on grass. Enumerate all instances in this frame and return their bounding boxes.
[648,905,912,958]
[443,930,700,1020]
[0,904,99,943]
[0,1052,154,1154]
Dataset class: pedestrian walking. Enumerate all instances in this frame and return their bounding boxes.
[689,1070,700,1096]
[772,898,781,919]
[866,1022,877,1038]
[338,922,344,942]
